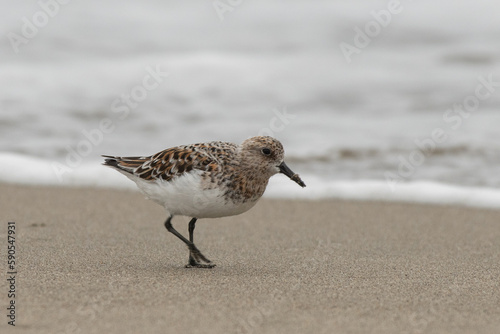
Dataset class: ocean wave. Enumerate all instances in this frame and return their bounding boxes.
[286,144,493,163]
[1,153,499,210]
[266,176,500,209]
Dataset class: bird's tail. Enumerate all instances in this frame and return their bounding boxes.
[102,155,147,175]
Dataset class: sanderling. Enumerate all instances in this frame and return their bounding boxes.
[102,136,305,268]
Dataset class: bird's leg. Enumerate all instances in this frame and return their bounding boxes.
[187,218,198,266]
[163,215,215,268]
[185,217,216,268]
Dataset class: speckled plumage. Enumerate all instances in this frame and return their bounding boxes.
[102,136,305,268]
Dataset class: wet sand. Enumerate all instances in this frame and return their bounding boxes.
[1,184,499,334]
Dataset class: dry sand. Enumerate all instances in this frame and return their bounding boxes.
[1,183,499,334]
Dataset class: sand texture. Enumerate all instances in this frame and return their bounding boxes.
[1,184,499,334]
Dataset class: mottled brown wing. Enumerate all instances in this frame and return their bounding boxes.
[102,144,221,182]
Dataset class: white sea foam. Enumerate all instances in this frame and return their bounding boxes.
[0,153,134,190]
[1,153,499,210]
[266,176,500,209]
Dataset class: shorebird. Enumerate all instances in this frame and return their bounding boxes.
[103,136,305,268]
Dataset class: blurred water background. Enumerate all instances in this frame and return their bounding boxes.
[1,0,499,206]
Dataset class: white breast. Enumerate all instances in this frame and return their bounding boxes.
[127,170,259,219]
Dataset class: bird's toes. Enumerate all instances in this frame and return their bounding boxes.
[185,263,216,269]
[188,243,211,264]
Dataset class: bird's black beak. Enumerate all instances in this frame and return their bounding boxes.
[279,162,306,188]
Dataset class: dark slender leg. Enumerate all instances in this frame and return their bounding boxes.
[188,218,197,242]
[163,215,215,268]
[188,218,197,266]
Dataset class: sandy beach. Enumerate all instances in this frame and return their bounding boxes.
[1,183,499,334]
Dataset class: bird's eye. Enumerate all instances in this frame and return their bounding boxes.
[261,148,272,156]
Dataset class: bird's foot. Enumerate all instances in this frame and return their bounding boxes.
[185,262,216,269]
[187,243,213,267]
